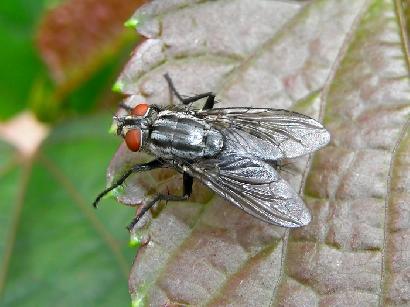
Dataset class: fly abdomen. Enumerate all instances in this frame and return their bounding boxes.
[148,111,224,161]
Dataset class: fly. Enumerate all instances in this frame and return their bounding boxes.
[93,74,330,231]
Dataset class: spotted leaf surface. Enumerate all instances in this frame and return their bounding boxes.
[108,0,410,305]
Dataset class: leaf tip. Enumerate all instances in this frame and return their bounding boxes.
[112,80,124,93]
[129,230,149,249]
[131,283,149,307]
[131,297,144,307]
[124,18,139,29]
[129,235,142,249]
[108,122,117,135]
[102,185,124,201]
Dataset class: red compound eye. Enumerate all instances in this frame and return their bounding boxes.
[125,129,142,152]
[131,103,149,116]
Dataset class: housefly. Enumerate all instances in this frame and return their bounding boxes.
[93,74,330,231]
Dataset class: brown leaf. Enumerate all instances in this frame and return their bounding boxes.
[36,0,145,84]
[108,0,410,305]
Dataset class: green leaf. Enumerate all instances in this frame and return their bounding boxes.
[0,0,144,121]
[0,0,55,120]
[0,114,135,306]
[35,0,145,118]
[109,0,410,305]
[0,142,23,286]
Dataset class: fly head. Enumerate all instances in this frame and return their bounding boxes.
[114,103,158,152]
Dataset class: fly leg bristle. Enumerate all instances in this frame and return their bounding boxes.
[92,159,163,209]
[93,168,134,208]
[126,193,190,232]
[127,172,193,232]
[163,73,216,107]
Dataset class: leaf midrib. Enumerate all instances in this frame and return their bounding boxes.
[38,153,129,278]
[0,159,31,297]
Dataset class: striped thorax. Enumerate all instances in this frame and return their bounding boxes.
[114,104,224,162]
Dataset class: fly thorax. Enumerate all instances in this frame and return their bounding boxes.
[147,111,224,161]
[203,128,224,157]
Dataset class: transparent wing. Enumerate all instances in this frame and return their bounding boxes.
[198,108,330,160]
[186,153,311,227]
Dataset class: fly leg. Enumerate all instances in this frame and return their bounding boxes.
[92,159,164,208]
[164,73,215,109]
[202,94,215,110]
[127,172,193,231]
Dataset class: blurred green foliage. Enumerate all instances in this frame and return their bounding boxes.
[0,0,143,306]
[0,0,54,119]
[0,0,137,122]
[0,115,135,306]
